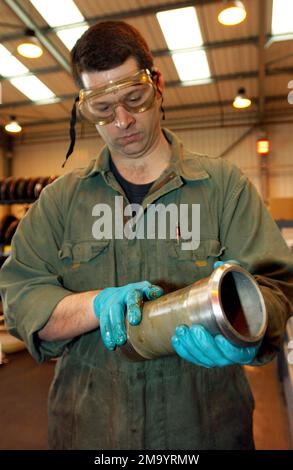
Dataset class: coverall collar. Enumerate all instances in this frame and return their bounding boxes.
[78,128,210,182]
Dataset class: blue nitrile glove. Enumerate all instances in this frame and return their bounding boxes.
[93,281,164,350]
[171,325,259,368]
[213,259,240,269]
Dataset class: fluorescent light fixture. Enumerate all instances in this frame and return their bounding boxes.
[218,1,247,26]
[156,7,203,49]
[29,0,88,50]
[172,51,211,81]
[10,76,55,101]
[0,44,28,77]
[272,0,293,36]
[156,7,211,84]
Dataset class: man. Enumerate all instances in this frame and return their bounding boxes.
[0,21,292,450]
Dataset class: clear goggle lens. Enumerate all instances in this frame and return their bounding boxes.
[78,69,156,125]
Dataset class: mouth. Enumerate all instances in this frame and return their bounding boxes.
[119,132,141,144]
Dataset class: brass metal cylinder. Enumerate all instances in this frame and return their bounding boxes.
[121,263,268,361]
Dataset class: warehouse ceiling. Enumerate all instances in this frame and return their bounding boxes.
[0,0,293,142]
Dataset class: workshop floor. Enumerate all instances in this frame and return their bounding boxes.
[0,350,292,450]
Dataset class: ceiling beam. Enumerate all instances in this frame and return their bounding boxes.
[2,63,293,97]
[0,94,288,115]
[153,36,258,57]
[3,0,71,74]
[0,22,259,53]
[0,65,63,82]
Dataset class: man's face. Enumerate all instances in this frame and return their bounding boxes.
[80,57,163,159]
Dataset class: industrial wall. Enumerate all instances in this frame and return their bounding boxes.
[8,122,293,201]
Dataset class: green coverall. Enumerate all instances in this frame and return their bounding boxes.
[0,129,292,449]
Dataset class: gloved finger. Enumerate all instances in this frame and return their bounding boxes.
[144,284,164,300]
[214,259,241,269]
[171,334,208,368]
[109,303,127,347]
[130,280,152,292]
[126,289,143,325]
[173,325,215,367]
[189,325,233,367]
[99,308,116,351]
[215,335,258,364]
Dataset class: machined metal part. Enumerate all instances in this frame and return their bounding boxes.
[121,263,268,361]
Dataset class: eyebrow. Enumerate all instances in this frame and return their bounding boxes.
[91,85,143,104]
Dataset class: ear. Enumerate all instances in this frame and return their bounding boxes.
[152,67,164,94]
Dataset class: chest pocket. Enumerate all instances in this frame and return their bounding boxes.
[58,239,112,292]
[160,238,225,289]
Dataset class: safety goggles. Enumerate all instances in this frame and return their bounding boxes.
[78,69,157,125]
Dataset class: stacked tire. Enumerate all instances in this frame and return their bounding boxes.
[0,175,58,202]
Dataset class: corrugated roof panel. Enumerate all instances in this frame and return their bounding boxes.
[265,40,293,68]
[1,80,31,103]
[209,45,258,76]
[266,100,292,113]
[26,102,70,119]
[0,3,24,36]
[218,77,258,101]
[164,82,219,107]
[2,103,67,125]
[75,0,181,18]
[39,71,77,95]
[266,75,292,98]
[165,111,219,127]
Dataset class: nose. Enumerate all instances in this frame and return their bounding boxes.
[114,105,135,129]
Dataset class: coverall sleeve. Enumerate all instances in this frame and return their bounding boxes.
[0,183,73,363]
[220,168,293,365]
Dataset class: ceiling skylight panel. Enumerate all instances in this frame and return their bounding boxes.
[29,0,85,26]
[10,76,56,101]
[156,7,211,83]
[0,44,28,77]
[172,51,211,82]
[29,0,88,49]
[272,0,293,35]
[156,7,203,49]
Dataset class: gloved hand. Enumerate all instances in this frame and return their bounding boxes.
[214,259,241,269]
[171,324,259,368]
[93,281,164,350]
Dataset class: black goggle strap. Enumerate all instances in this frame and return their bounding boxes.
[62,95,79,168]
[151,70,165,121]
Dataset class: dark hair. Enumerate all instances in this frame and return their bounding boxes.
[71,21,154,88]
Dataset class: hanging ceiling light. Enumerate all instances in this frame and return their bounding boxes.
[218,1,247,26]
[233,87,252,109]
[5,116,22,133]
[17,28,43,59]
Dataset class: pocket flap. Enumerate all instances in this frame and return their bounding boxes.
[172,238,225,260]
[58,240,110,263]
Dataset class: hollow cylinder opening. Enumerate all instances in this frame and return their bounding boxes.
[219,270,265,339]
